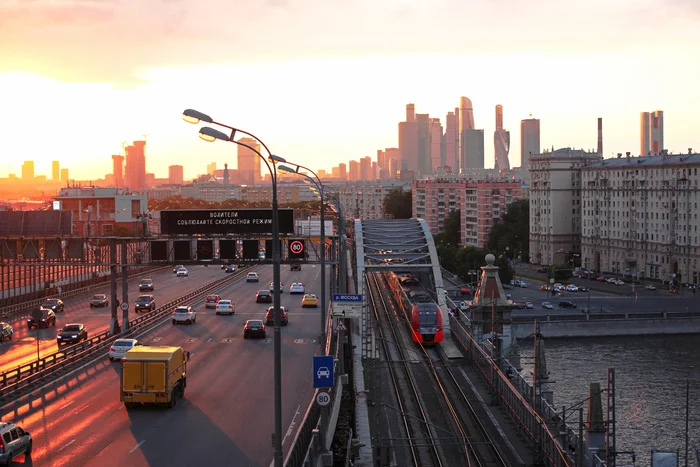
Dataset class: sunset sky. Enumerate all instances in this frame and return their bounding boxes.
[1,0,699,181]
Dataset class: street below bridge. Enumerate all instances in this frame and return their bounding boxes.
[0,264,328,466]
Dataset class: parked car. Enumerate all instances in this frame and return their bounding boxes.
[134,295,156,313]
[256,290,273,303]
[56,323,88,345]
[302,294,319,308]
[541,302,554,309]
[42,298,64,313]
[0,322,13,341]
[139,278,155,292]
[266,306,288,326]
[89,294,109,308]
[290,264,302,271]
[215,299,235,315]
[108,338,143,361]
[205,294,221,309]
[0,421,32,465]
[289,283,305,294]
[559,301,577,309]
[176,267,188,277]
[645,284,657,291]
[243,320,267,339]
[578,286,589,292]
[246,272,259,282]
[172,306,196,325]
[537,267,548,273]
[27,308,56,329]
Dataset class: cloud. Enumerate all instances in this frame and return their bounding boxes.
[1,0,698,86]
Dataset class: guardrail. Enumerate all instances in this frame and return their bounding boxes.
[511,310,700,323]
[0,267,248,404]
[0,266,169,319]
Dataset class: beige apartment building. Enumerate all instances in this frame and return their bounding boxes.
[529,148,601,266]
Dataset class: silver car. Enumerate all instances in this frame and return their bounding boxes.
[108,338,142,361]
[0,421,32,464]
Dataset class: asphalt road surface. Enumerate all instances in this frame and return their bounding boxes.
[1,263,326,467]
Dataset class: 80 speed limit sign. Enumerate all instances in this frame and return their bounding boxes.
[316,390,331,407]
[290,240,304,254]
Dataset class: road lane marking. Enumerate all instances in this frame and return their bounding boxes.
[60,439,76,451]
[129,440,145,453]
[60,401,74,410]
[206,337,213,343]
[282,404,301,445]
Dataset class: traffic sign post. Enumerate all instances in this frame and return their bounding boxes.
[331,293,362,319]
[336,320,346,332]
[313,355,334,389]
[316,390,331,407]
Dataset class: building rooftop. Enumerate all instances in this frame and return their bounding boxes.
[586,152,700,169]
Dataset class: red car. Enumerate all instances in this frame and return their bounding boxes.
[205,294,221,309]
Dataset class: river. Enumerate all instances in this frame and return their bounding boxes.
[519,334,700,467]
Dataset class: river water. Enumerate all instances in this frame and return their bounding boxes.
[518,334,700,467]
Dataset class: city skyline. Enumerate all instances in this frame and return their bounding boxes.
[1,0,699,180]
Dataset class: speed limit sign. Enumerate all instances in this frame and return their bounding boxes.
[316,390,331,407]
[120,302,129,311]
[290,241,304,254]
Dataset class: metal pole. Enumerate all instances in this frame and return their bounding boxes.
[110,238,118,333]
[271,167,283,467]
[320,183,326,342]
[685,371,690,467]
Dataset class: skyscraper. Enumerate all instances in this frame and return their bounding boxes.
[348,160,360,181]
[360,156,372,180]
[21,161,34,180]
[494,105,510,170]
[237,137,261,185]
[399,103,419,172]
[60,168,69,181]
[125,141,146,191]
[430,118,443,172]
[444,111,459,172]
[338,162,347,180]
[520,117,540,168]
[52,161,60,181]
[640,110,663,156]
[416,113,431,175]
[169,165,184,185]
[459,97,484,170]
[112,155,124,186]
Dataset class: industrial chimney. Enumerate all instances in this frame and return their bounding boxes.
[597,118,603,157]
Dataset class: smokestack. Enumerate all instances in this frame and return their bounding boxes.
[597,118,603,157]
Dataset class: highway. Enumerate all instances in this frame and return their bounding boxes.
[0,262,110,300]
[1,263,326,467]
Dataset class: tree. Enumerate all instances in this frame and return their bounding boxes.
[486,198,529,261]
[434,210,460,247]
[382,189,412,219]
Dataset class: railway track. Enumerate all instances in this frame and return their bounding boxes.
[368,271,511,467]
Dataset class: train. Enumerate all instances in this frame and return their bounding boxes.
[386,272,444,345]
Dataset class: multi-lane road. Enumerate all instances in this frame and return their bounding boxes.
[1,263,327,466]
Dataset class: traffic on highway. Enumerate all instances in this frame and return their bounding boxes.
[0,263,327,465]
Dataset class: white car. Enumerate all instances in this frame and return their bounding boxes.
[108,338,142,361]
[172,305,196,324]
[269,282,284,293]
[289,282,305,294]
[458,301,470,312]
[525,302,534,309]
[246,272,259,282]
[173,265,185,273]
[566,284,579,292]
[215,300,235,315]
[645,284,657,291]
[176,267,188,277]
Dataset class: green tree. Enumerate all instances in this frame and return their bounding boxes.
[486,198,529,261]
[382,188,412,219]
[434,210,460,247]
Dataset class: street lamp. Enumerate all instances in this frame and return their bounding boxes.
[183,109,285,467]
[277,164,328,342]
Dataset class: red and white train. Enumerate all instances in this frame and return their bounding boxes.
[386,272,444,345]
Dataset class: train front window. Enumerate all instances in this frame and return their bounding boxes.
[419,311,438,326]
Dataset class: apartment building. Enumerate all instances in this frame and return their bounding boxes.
[582,151,700,282]
[529,148,601,266]
[413,175,523,248]
[328,181,411,219]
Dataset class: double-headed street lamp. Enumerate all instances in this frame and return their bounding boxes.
[317,187,346,295]
[276,164,328,342]
[183,109,285,467]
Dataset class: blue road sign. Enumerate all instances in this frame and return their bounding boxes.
[313,355,334,389]
[332,294,362,302]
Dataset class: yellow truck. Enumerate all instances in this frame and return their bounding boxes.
[120,346,189,408]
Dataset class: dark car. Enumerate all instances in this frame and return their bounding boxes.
[537,267,548,273]
[266,306,288,326]
[290,264,301,271]
[57,323,88,345]
[27,308,56,329]
[90,294,109,308]
[578,286,589,292]
[134,295,156,313]
[0,322,13,341]
[243,320,267,339]
[225,265,236,273]
[42,298,64,313]
[256,290,273,303]
[139,278,155,292]
[559,301,577,309]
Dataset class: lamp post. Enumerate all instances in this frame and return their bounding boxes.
[325,191,346,294]
[278,164,328,341]
[183,109,285,467]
